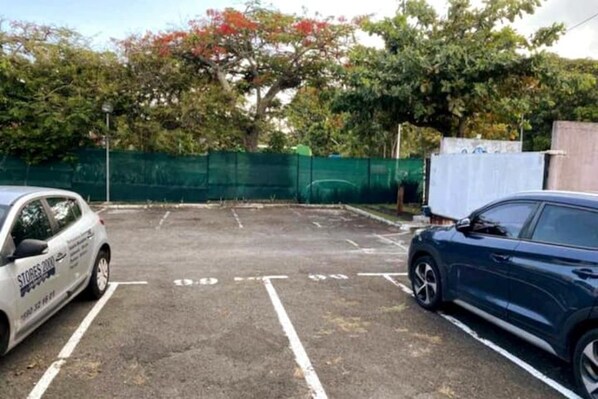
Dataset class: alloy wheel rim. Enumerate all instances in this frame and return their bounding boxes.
[97,258,109,292]
[581,340,598,398]
[413,262,437,305]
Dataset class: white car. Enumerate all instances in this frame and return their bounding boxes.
[0,186,110,355]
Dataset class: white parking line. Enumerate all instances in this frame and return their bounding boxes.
[232,209,244,228]
[28,283,119,399]
[377,232,411,237]
[28,281,148,399]
[262,277,327,399]
[156,211,171,230]
[235,275,289,282]
[95,207,107,214]
[358,272,408,276]
[374,234,408,251]
[379,275,582,399]
[312,221,322,228]
[345,239,360,248]
[356,248,407,256]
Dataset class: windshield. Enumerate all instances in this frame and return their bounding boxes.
[0,205,8,231]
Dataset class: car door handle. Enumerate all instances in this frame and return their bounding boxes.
[87,231,95,239]
[573,269,598,279]
[491,253,511,263]
[56,252,67,262]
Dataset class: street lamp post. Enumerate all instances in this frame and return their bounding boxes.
[102,102,113,203]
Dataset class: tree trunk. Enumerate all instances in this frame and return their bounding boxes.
[457,117,467,138]
[244,124,260,152]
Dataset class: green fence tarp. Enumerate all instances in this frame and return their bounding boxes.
[0,150,423,204]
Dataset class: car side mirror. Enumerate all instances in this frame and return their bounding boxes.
[9,239,48,261]
[456,218,472,233]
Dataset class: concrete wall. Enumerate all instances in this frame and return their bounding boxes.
[440,138,522,154]
[547,121,598,194]
[429,152,545,220]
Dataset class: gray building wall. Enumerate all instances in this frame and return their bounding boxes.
[440,138,522,154]
[429,152,545,220]
[547,121,598,194]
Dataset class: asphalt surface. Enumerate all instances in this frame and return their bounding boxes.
[0,206,579,398]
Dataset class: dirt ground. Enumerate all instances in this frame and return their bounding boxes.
[0,207,580,398]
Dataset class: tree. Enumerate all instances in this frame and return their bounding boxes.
[0,21,118,163]
[526,56,598,150]
[139,2,354,151]
[284,87,346,156]
[116,37,246,154]
[336,0,564,140]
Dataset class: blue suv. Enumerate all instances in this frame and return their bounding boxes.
[408,191,598,399]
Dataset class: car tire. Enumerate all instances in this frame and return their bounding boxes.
[85,250,110,300]
[574,329,598,399]
[410,255,443,311]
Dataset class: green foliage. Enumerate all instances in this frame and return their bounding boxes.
[113,45,247,154]
[526,56,598,150]
[143,2,355,150]
[284,87,346,156]
[2,1,598,162]
[336,0,565,143]
[263,130,289,153]
[0,22,115,163]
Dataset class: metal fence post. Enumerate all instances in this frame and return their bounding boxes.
[234,151,238,199]
[206,151,210,201]
[309,156,313,204]
[24,164,30,186]
[367,158,372,204]
[296,154,300,203]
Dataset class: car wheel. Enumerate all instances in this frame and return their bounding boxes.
[85,250,110,300]
[574,329,598,399]
[410,255,443,311]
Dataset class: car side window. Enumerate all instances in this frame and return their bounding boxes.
[532,205,598,249]
[46,197,82,232]
[471,203,536,238]
[11,200,53,247]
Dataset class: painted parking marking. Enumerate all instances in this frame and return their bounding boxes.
[174,278,218,286]
[357,248,407,256]
[95,207,107,215]
[234,275,288,282]
[312,221,322,228]
[262,276,327,399]
[370,274,582,399]
[156,211,171,230]
[345,239,359,248]
[376,232,411,237]
[374,234,408,251]
[172,274,418,284]
[308,274,349,281]
[28,281,148,399]
[231,209,244,228]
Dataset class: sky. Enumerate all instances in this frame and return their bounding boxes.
[1,0,597,59]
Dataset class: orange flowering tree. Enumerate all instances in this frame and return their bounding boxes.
[123,3,354,151]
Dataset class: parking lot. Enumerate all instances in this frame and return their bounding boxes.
[0,206,583,398]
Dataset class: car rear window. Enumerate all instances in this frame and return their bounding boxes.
[46,197,82,232]
[532,205,598,249]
